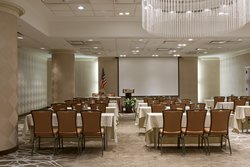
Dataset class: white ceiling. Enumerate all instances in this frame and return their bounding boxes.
[13,0,250,58]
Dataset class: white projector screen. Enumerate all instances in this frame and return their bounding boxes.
[119,58,179,96]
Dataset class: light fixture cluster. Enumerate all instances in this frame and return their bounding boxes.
[152,54,158,57]
[119,12,130,16]
[142,0,250,37]
[120,54,126,57]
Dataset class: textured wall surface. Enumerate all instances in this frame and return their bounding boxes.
[179,57,198,102]
[18,48,49,115]
[220,54,250,96]
[75,58,98,97]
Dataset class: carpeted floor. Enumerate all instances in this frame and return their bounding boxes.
[1,113,250,167]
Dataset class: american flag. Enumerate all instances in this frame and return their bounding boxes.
[100,68,107,90]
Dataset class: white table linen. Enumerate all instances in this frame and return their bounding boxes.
[22,113,117,145]
[233,106,250,132]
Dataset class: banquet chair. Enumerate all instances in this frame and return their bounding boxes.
[147,99,160,106]
[182,110,207,154]
[90,103,107,113]
[151,104,165,113]
[31,110,58,155]
[233,99,247,132]
[51,103,67,112]
[204,109,232,155]
[72,103,83,112]
[170,103,186,111]
[158,110,184,154]
[226,96,238,102]
[213,96,225,108]
[56,110,82,153]
[181,99,192,107]
[190,103,206,110]
[81,111,105,156]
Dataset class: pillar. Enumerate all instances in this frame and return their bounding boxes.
[51,49,75,102]
[0,1,24,154]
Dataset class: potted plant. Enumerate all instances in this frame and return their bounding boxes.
[124,98,136,113]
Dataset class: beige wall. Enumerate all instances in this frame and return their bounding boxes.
[75,58,98,97]
[18,48,49,115]
[98,57,118,95]
[198,58,220,102]
[179,57,198,102]
[220,54,250,96]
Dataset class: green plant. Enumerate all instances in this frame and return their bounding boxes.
[124,98,136,108]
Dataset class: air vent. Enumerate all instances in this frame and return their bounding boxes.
[209,40,227,44]
[163,40,178,43]
[67,40,101,46]
[156,48,170,51]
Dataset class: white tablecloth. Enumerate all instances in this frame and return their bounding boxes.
[215,102,234,110]
[233,106,250,132]
[22,113,117,144]
[144,112,234,146]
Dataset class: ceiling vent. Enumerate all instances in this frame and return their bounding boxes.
[67,40,101,46]
[41,0,90,4]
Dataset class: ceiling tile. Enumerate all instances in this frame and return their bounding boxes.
[115,0,135,3]
[94,11,114,17]
[114,4,136,11]
[73,10,94,16]
[69,4,92,10]
[91,4,114,10]
[53,11,75,16]
[89,0,113,4]
[46,4,71,10]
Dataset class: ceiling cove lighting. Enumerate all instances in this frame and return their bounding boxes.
[142,0,250,37]
[78,5,84,10]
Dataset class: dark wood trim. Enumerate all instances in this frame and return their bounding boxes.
[0,146,18,155]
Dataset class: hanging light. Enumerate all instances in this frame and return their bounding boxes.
[142,0,250,37]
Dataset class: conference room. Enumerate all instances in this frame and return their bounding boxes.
[1,0,250,166]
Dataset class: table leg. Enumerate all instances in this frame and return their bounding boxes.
[105,127,108,149]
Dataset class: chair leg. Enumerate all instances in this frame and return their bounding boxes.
[62,137,64,149]
[202,136,207,154]
[53,137,58,155]
[182,135,185,155]
[220,135,223,149]
[102,135,104,156]
[226,135,232,155]
[198,135,200,148]
[38,137,41,149]
[160,135,163,154]
[158,132,160,149]
[177,136,180,148]
[31,136,36,156]
[206,137,210,155]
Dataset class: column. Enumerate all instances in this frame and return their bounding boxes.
[0,1,24,154]
[51,49,75,102]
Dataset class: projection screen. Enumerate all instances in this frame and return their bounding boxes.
[119,57,179,96]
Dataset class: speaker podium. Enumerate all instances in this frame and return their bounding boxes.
[123,89,134,99]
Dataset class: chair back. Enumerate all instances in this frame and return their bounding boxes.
[151,104,165,113]
[233,99,246,113]
[162,110,183,134]
[81,111,102,136]
[185,110,207,135]
[90,103,106,113]
[170,103,185,111]
[240,96,250,101]
[51,103,67,112]
[209,109,231,135]
[161,99,175,106]
[72,103,83,112]
[147,99,160,106]
[190,103,206,110]
[181,99,191,106]
[31,110,54,137]
[95,98,109,104]
[214,96,225,108]
[64,100,78,108]
[227,96,238,102]
[56,110,78,137]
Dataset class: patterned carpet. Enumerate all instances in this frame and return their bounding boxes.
[1,114,250,167]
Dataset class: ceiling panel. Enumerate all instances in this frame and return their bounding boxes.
[91,4,114,10]
[53,11,75,16]
[115,0,135,3]
[94,11,114,17]
[73,10,94,16]
[46,4,71,10]
[89,0,113,4]
[114,4,136,11]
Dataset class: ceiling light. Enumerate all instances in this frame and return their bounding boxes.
[17,36,23,40]
[88,39,93,42]
[188,38,193,41]
[93,47,98,49]
[142,0,250,37]
[173,54,180,57]
[152,54,158,57]
[138,39,144,42]
[119,12,124,16]
[120,54,126,57]
[196,48,207,51]
[125,12,130,15]
[178,44,187,47]
[78,6,84,10]
[40,47,45,50]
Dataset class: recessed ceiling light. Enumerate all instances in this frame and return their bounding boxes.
[186,11,192,14]
[169,11,174,14]
[173,54,180,57]
[120,54,126,57]
[188,38,193,41]
[78,5,84,10]
[119,12,124,16]
[204,9,211,12]
[17,36,23,40]
[125,12,130,15]
[93,46,98,49]
[88,39,93,42]
[40,47,45,50]
[178,43,187,47]
[196,48,207,51]
[152,54,158,57]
